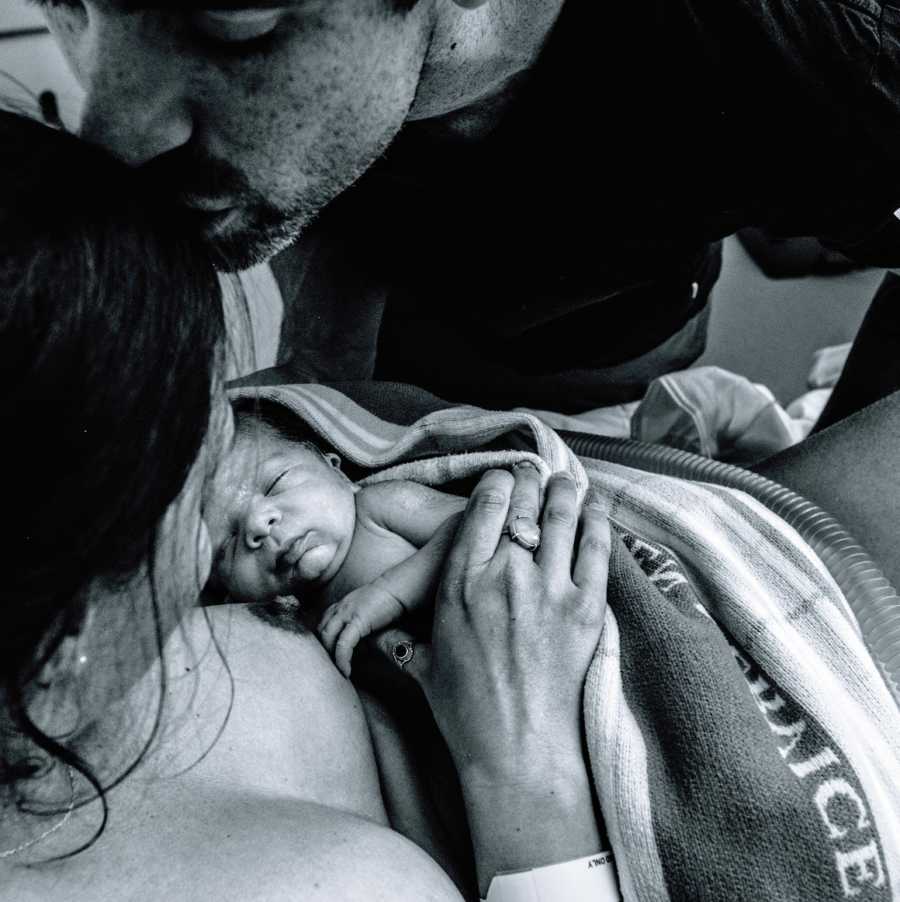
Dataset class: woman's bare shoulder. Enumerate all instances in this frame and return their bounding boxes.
[3,604,460,901]
[3,798,462,902]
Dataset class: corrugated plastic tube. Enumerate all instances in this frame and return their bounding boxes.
[559,431,900,710]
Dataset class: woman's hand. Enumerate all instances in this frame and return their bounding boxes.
[426,465,608,782]
[375,463,611,891]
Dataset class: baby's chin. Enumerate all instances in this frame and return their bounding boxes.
[288,538,350,592]
[295,543,336,582]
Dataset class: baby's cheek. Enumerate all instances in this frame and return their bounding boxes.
[228,555,280,604]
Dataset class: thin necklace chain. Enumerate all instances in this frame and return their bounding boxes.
[0,766,76,859]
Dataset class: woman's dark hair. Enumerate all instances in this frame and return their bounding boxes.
[0,112,225,843]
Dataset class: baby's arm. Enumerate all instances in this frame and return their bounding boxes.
[360,479,468,546]
[319,513,462,676]
[319,481,466,677]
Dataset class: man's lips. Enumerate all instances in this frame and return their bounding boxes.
[180,194,235,213]
[179,195,243,235]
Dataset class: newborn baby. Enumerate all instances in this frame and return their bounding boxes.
[205,407,466,675]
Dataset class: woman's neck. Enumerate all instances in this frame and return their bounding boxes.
[0,603,218,863]
[0,754,86,864]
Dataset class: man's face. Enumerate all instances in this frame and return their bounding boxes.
[44,2,433,270]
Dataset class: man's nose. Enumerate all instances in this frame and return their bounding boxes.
[47,4,193,166]
[244,503,281,551]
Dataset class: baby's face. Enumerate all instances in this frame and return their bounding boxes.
[205,426,358,603]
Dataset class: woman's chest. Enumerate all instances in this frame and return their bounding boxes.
[166,606,391,825]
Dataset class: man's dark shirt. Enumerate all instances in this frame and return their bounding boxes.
[322,0,900,411]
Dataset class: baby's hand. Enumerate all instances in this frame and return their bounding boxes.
[318,579,407,678]
[319,514,462,677]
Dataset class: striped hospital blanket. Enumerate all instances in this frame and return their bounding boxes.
[229,382,900,901]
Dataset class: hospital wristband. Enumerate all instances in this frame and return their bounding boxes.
[481,850,620,902]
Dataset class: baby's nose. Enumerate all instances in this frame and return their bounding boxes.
[245,505,280,550]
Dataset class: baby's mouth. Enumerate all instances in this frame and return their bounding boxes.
[280,533,314,568]
[280,533,332,584]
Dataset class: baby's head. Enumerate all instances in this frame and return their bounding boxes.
[205,403,358,603]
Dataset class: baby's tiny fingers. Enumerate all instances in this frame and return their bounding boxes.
[318,606,346,654]
[318,605,334,630]
[335,619,365,679]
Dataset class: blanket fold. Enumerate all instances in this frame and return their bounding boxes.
[230,383,900,901]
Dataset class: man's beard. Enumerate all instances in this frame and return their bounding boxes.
[139,147,320,272]
[203,203,311,272]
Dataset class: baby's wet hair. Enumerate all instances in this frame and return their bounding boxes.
[232,397,321,447]
[230,397,364,480]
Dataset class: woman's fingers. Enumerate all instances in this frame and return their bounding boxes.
[504,461,543,550]
[572,492,612,598]
[446,469,514,572]
[533,473,579,582]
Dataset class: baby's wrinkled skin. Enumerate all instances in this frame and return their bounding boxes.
[205,421,465,673]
